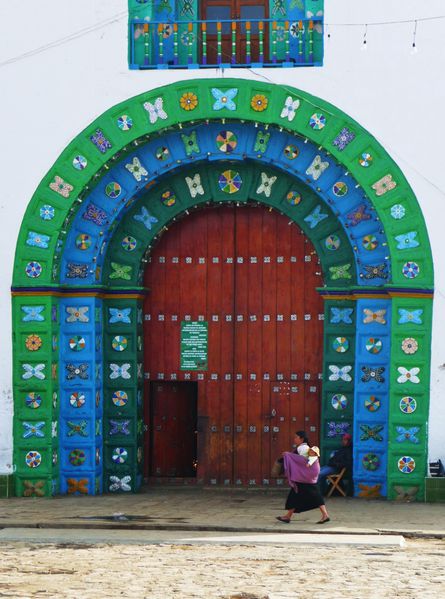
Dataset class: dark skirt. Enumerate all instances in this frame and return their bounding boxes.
[285,483,325,513]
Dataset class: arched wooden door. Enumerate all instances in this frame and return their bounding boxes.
[144,205,324,485]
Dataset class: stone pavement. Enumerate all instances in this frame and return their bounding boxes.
[1,487,444,538]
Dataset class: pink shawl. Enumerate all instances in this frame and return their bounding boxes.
[283,452,320,487]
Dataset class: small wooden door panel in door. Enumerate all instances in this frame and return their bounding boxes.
[150,382,197,477]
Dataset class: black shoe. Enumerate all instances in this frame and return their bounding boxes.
[276,516,291,523]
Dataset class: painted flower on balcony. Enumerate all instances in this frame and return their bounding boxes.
[143,97,168,124]
[280,96,300,121]
[211,88,238,111]
[251,94,268,112]
[180,92,198,111]
[401,337,419,354]
[25,334,42,352]
[289,22,300,38]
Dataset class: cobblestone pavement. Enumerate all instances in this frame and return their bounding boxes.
[0,537,444,598]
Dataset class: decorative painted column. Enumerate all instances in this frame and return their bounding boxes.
[387,295,433,501]
[58,296,103,496]
[12,294,59,497]
[320,298,355,466]
[103,296,144,493]
[353,298,391,498]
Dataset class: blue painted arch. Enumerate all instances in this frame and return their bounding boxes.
[60,122,390,288]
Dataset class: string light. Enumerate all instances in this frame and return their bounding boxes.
[361,24,368,51]
[411,20,419,54]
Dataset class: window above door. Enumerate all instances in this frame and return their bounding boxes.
[128,0,324,69]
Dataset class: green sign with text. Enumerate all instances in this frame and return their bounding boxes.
[180,321,208,370]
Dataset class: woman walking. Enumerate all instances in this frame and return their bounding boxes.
[276,443,330,524]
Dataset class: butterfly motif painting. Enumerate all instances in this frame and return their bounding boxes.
[398,309,423,325]
[22,364,46,380]
[109,420,130,436]
[109,475,132,492]
[133,206,158,230]
[211,88,238,111]
[330,307,353,324]
[363,309,386,325]
[328,365,352,382]
[109,363,131,380]
[109,308,132,324]
[22,306,45,322]
[143,97,168,124]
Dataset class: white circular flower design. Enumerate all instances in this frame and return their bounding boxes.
[401,337,418,354]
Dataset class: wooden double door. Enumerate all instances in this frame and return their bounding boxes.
[144,205,324,484]
[202,0,268,65]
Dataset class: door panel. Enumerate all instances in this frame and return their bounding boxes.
[202,0,269,64]
[144,205,324,485]
[150,382,197,477]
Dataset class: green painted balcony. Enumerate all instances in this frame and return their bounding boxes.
[128,1,324,69]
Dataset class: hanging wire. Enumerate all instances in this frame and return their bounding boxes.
[0,10,128,68]
[0,11,444,68]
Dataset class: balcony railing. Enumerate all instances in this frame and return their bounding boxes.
[129,18,323,69]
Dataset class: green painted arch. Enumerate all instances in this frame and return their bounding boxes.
[102,162,355,287]
[13,78,433,290]
[11,78,434,499]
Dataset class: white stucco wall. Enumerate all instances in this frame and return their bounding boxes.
[1,0,444,472]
